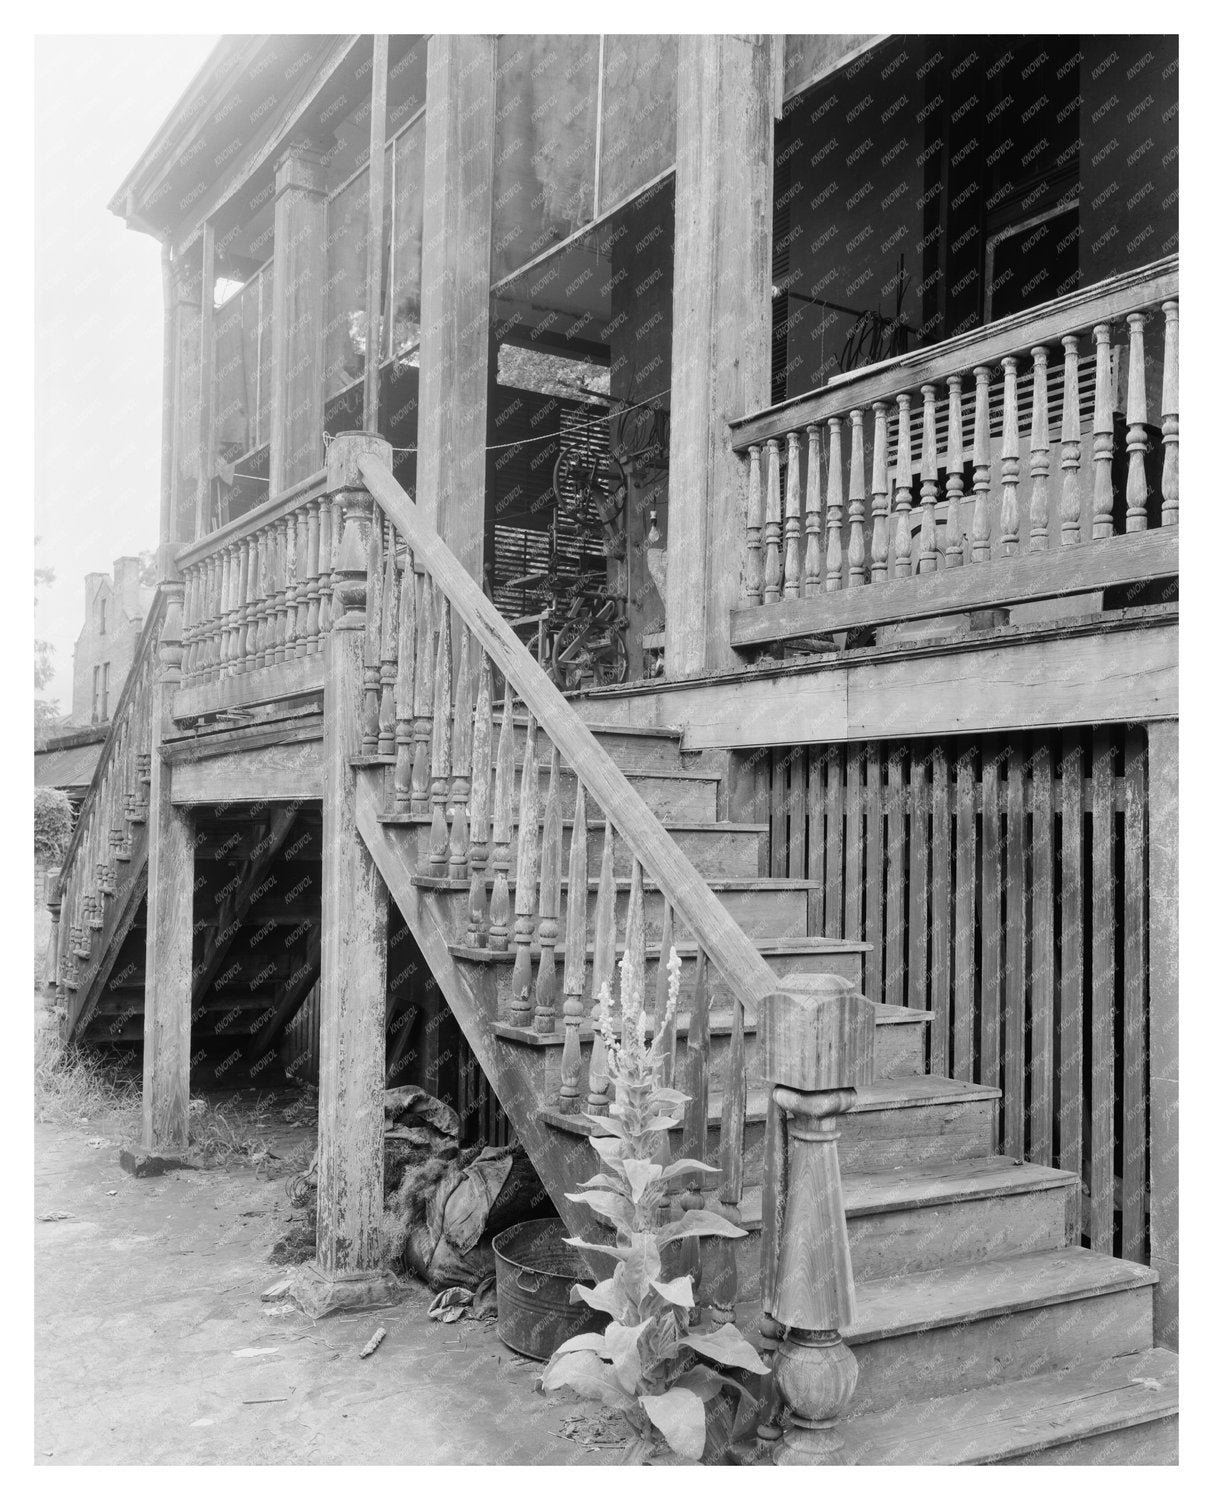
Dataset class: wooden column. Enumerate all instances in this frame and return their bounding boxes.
[292,431,400,1318]
[1148,719,1178,1350]
[131,581,193,1167]
[269,143,327,496]
[760,973,876,1465]
[666,34,774,679]
[416,35,495,580]
[164,248,204,555]
[362,36,389,436]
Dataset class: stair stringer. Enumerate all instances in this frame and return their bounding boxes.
[355,771,603,1252]
[66,849,149,1043]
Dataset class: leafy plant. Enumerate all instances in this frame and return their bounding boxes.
[542,947,766,1462]
[35,788,74,864]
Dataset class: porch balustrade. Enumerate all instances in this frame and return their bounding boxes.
[730,257,1178,647]
[174,469,331,707]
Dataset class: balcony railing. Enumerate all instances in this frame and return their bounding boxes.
[729,256,1178,647]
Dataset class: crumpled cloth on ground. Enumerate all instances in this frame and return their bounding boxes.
[426,1278,498,1323]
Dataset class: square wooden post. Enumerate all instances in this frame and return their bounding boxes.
[1148,718,1178,1349]
[127,581,193,1171]
[291,432,400,1317]
[416,34,495,581]
[665,34,774,679]
[269,143,327,496]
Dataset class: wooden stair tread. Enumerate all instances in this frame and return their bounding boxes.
[411,874,823,893]
[735,1155,1078,1224]
[541,1073,996,1134]
[845,1247,1157,1344]
[496,1002,927,1048]
[449,935,870,963]
[838,1347,1178,1464]
[379,813,767,832]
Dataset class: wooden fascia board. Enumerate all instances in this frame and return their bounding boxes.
[170,36,362,259]
[108,36,265,223]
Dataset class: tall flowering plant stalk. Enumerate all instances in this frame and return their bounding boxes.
[542,946,766,1462]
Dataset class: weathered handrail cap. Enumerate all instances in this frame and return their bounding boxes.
[759,972,876,1093]
[327,431,393,491]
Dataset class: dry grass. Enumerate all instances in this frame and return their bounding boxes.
[34,1016,141,1135]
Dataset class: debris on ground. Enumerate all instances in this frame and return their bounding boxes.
[558,1407,629,1450]
[359,1327,387,1359]
[37,1211,73,1222]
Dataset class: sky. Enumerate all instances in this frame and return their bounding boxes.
[35,35,219,712]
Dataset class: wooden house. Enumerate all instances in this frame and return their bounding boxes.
[48,33,1178,1462]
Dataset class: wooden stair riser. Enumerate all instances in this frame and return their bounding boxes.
[846,1281,1156,1416]
[422,880,814,945]
[513,721,702,777]
[728,1179,1075,1294]
[997,1418,1177,1465]
[463,942,866,1024]
[835,1094,999,1173]
[501,765,720,824]
[380,818,768,880]
[497,1009,927,1111]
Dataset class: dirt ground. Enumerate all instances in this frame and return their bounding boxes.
[34,1112,626,1465]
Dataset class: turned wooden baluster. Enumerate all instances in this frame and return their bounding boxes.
[238,539,256,672]
[226,542,241,673]
[510,716,541,1025]
[267,522,284,664]
[393,551,416,810]
[429,593,453,870]
[999,356,1021,556]
[189,560,203,681]
[824,417,844,592]
[410,573,436,815]
[945,376,964,568]
[892,393,914,579]
[763,438,783,604]
[298,500,316,655]
[586,820,616,1115]
[317,495,335,638]
[869,402,890,583]
[231,539,248,672]
[803,425,823,594]
[678,948,710,1292]
[1059,335,1082,545]
[216,546,231,676]
[783,432,803,600]
[487,684,516,952]
[1124,313,1149,532]
[208,557,222,678]
[652,900,677,1088]
[198,557,213,680]
[283,511,299,655]
[744,445,763,604]
[624,854,645,994]
[1161,300,1179,526]
[559,780,589,1111]
[180,567,196,681]
[253,530,269,667]
[919,386,939,573]
[361,513,384,753]
[846,410,867,588]
[971,366,992,562]
[277,518,292,661]
[1028,346,1051,552]
[447,626,473,879]
[533,748,562,1034]
[756,1092,787,1450]
[1092,323,1115,541]
[705,996,746,1328]
[377,524,400,755]
[466,652,493,944]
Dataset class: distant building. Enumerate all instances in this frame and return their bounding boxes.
[69,557,155,727]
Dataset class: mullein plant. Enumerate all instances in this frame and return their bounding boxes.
[542,946,767,1462]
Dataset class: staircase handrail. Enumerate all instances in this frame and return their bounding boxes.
[357,452,781,1019]
[54,586,166,899]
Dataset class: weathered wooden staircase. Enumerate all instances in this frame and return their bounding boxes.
[49,435,1178,1462]
[346,450,1178,1463]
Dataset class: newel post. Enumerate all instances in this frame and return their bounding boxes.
[759,973,876,1465]
[292,431,400,1318]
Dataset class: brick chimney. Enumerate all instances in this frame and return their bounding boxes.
[112,556,143,622]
